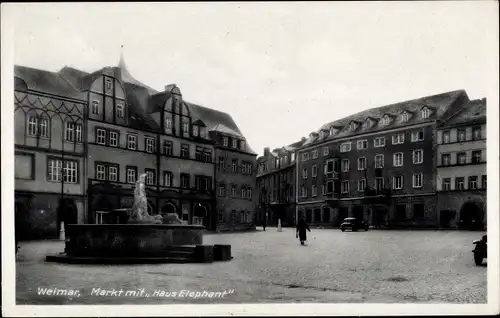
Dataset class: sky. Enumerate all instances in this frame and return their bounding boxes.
[6,2,498,156]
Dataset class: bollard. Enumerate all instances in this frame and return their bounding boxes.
[277,219,282,232]
[59,221,65,241]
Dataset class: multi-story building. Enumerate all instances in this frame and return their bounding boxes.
[436,98,486,229]
[14,66,87,239]
[256,139,306,227]
[295,90,474,228]
[212,123,257,231]
[13,55,257,238]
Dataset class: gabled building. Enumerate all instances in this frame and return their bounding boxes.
[256,138,306,227]
[436,98,487,229]
[13,54,257,238]
[295,90,475,228]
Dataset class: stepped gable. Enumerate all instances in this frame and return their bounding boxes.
[14,65,86,100]
[307,90,468,145]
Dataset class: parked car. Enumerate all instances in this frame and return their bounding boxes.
[472,235,487,265]
[340,217,369,232]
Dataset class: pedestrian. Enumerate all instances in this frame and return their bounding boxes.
[263,213,267,231]
[296,217,311,245]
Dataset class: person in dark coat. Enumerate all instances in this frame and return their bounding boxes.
[296,217,311,245]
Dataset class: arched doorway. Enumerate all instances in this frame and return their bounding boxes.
[161,202,176,215]
[63,199,78,226]
[193,203,208,226]
[459,200,484,230]
[147,201,157,215]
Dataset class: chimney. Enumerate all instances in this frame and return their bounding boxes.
[264,147,270,156]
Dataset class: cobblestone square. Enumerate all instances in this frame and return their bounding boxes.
[16,229,487,304]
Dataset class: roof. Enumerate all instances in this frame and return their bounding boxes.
[441,98,486,127]
[14,65,86,100]
[118,53,158,94]
[210,123,243,138]
[303,90,468,145]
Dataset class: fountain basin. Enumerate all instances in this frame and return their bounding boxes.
[63,224,204,257]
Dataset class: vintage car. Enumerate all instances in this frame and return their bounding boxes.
[472,235,487,265]
[340,217,369,232]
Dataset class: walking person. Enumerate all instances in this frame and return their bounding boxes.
[296,217,311,245]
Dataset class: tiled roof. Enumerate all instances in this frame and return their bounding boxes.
[441,98,486,127]
[209,123,243,138]
[118,54,158,95]
[304,90,467,145]
[14,65,86,100]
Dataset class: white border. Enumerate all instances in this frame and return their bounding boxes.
[2,2,499,316]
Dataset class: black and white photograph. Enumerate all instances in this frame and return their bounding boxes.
[1,2,499,316]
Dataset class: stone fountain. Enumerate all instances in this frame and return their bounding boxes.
[46,174,231,264]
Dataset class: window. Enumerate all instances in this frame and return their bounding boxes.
[204,151,212,163]
[218,209,224,222]
[15,153,34,179]
[421,108,430,119]
[222,137,228,147]
[218,157,225,170]
[165,118,172,130]
[358,157,367,170]
[240,140,245,150]
[457,152,466,165]
[302,168,307,179]
[116,103,124,118]
[393,175,403,190]
[413,150,423,164]
[441,154,451,166]
[181,144,189,158]
[442,178,451,191]
[374,137,385,147]
[472,150,482,164]
[340,142,351,153]
[302,152,310,161]
[108,166,118,182]
[329,127,336,135]
[96,129,106,145]
[48,159,62,181]
[106,79,112,90]
[231,210,237,222]
[363,119,372,129]
[375,154,384,168]
[126,167,137,184]
[28,116,38,136]
[482,175,487,189]
[413,173,423,188]
[218,184,225,196]
[230,139,236,149]
[455,177,465,190]
[291,153,296,162]
[312,165,318,178]
[442,130,451,144]
[457,128,466,142]
[341,159,350,172]
[39,117,48,137]
[401,112,409,123]
[323,147,329,156]
[125,135,137,150]
[341,181,349,193]
[396,205,406,219]
[472,127,482,140]
[393,153,403,167]
[312,185,317,197]
[162,140,172,155]
[414,204,425,218]
[182,122,189,134]
[65,122,82,142]
[145,137,155,153]
[358,179,366,192]
[145,169,156,185]
[163,171,173,187]
[468,176,478,190]
[96,164,106,180]
[192,125,199,137]
[232,159,237,172]
[109,131,119,147]
[62,161,78,183]
[231,185,237,197]
[357,140,368,150]
[312,149,319,159]
[382,115,390,126]
[92,100,99,115]
[181,173,190,188]
[411,130,424,142]
[301,186,307,198]
[195,148,203,161]
[283,156,288,165]
[392,133,404,145]
[375,178,384,191]
[326,180,334,193]
[48,159,78,183]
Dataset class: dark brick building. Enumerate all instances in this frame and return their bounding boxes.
[296,90,473,228]
[256,139,306,227]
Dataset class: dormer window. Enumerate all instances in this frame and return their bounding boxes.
[200,127,206,138]
[382,115,390,126]
[232,139,237,148]
[319,131,325,139]
[192,125,199,137]
[349,122,358,131]
[240,140,246,151]
[329,127,336,136]
[401,112,409,123]
[363,119,372,129]
[421,107,430,119]
[222,136,228,147]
